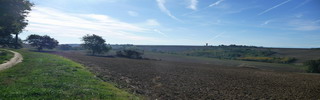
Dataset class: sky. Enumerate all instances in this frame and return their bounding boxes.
[21,0,320,48]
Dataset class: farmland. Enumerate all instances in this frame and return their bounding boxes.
[135,45,320,64]
[51,49,320,99]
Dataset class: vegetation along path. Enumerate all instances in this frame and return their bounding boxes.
[0,50,139,99]
[0,50,23,71]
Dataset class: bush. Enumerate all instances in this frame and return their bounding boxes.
[116,49,143,59]
[304,59,320,73]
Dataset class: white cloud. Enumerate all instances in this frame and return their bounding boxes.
[128,11,139,17]
[258,0,291,15]
[209,0,225,7]
[156,0,182,22]
[146,19,160,26]
[188,0,198,10]
[25,7,157,43]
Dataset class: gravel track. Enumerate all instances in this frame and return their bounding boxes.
[0,50,23,71]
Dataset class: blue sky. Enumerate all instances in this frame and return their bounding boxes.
[21,0,320,48]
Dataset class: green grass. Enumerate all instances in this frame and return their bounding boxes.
[0,49,14,64]
[0,50,140,99]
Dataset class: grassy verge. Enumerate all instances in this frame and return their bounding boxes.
[0,50,140,99]
[0,49,14,64]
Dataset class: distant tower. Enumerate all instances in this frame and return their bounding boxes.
[206,43,208,46]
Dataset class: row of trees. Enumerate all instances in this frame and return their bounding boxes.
[0,0,33,48]
[25,34,142,59]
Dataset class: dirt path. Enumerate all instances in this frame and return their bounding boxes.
[0,50,23,71]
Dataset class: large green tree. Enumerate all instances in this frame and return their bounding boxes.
[25,34,59,51]
[0,0,33,48]
[81,34,111,55]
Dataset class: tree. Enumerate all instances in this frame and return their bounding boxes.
[25,34,59,51]
[0,0,33,49]
[81,34,111,55]
[304,59,320,73]
[0,35,23,48]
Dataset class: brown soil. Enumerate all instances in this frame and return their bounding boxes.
[52,51,320,100]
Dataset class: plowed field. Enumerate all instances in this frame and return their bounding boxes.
[52,51,320,99]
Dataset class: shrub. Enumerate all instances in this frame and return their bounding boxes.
[116,49,143,59]
[304,59,320,73]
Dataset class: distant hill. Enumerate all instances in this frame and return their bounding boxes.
[62,44,81,47]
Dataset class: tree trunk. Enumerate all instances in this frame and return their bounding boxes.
[15,34,18,49]
[92,50,95,56]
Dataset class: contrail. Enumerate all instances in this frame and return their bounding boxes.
[156,0,182,22]
[209,0,225,7]
[207,32,225,42]
[183,0,225,16]
[153,29,168,37]
[258,0,291,15]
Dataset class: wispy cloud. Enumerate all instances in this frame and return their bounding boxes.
[128,11,139,17]
[261,20,273,26]
[188,0,198,10]
[209,0,225,7]
[25,7,157,43]
[183,0,226,16]
[156,0,182,22]
[288,19,320,31]
[258,0,291,15]
[146,19,160,26]
[293,0,312,9]
[294,13,303,18]
[153,29,168,37]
